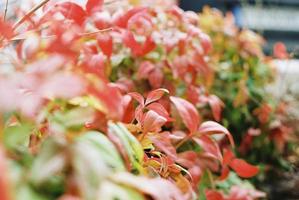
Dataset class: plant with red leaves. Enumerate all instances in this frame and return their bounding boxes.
[0,1,263,200]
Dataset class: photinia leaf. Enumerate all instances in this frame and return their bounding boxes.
[55,2,87,25]
[205,190,224,200]
[150,132,177,160]
[128,92,145,107]
[123,31,156,57]
[114,7,147,28]
[193,135,222,161]
[111,172,185,200]
[0,20,14,40]
[148,68,163,89]
[207,95,224,122]
[229,159,259,178]
[30,138,67,185]
[142,110,167,133]
[97,180,145,200]
[170,96,200,133]
[86,0,103,15]
[97,33,113,58]
[198,121,234,147]
[108,122,144,173]
[146,102,171,121]
[138,61,155,79]
[145,88,169,105]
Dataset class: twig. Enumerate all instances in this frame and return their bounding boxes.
[3,0,9,21]
[10,28,112,42]
[13,0,50,30]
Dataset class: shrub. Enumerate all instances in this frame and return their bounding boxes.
[0,1,266,200]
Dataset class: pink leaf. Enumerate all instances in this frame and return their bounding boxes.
[198,121,234,147]
[146,102,171,121]
[112,172,185,200]
[142,110,167,133]
[145,88,169,105]
[40,73,85,99]
[128,92,145,107]
[170,96,200,133]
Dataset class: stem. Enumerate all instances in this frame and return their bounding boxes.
[3,0,9,21]
[13,0,50,30]
[175,134,192,149]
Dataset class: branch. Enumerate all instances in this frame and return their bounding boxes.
[3,0,9,21]
[13,0,50,30]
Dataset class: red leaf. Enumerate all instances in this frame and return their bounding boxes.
[273,42,288,59]
[97,33,113,57]
[0,20,14,40]
[138,61,155,79]
[123,31,156,57]
[90,84,124,121]
[0,147,10,200]
[128,92,145,107]
[207,95,224,122]
[198,121,234,147]
[86,0,103,15]
[81,54,106,79]
[121,95,135,123]
[205,190,224,200]
[148,68,163,89]
[170,96,200,133]
[176,151,197,168]
[146,102,171,121]
[223,149,235,166]
[141,36,156,56]
[219,166,230,181]
[229,159,259,178]
[150,132,177,160]
[114,7,147,28]
[199,32,212,54]
[55,2,86,25]
[193,135,222,161]
[142,110,167,133]
[145,88,169,105]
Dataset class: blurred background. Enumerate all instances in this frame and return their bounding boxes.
[180,0,299,56]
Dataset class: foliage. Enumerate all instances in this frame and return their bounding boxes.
[198,7,293,170]
[0,1,270,200]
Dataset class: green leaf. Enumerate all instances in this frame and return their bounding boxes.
[3,124,32,151]
[72,131,126,200]
[97,180,145,200]
[108,122,144,173]
[30,137,67,185]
